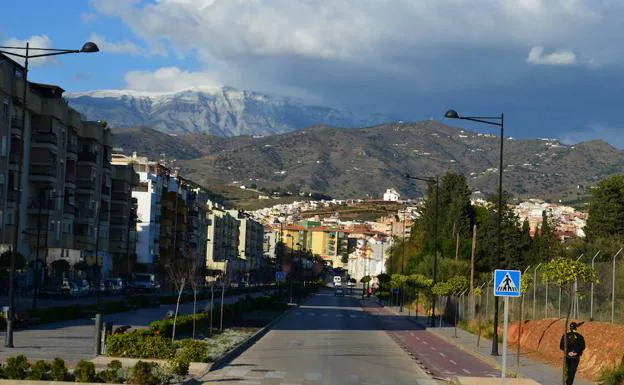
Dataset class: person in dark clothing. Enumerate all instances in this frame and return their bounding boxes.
[560,322,586,385]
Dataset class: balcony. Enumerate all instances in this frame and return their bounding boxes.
[9,151,20,165]
[78,151,97,164]
[29,165,57,183]
[10,116,23,130]
[64,205,75,215]
[31,132,58,150]
[7,190,18,203]
[28,199,54,214]
[101,185,111,196]
[76,179,95,191]
[103,160,111,170]
[74,208,95,221]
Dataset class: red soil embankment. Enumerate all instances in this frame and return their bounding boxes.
[503,319,624,381]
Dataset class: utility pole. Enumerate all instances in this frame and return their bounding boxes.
[470,224,477,319]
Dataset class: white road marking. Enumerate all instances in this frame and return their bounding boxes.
[414,336,421,341]
[322,313,328,317]
[439,352,446,357]
[430,347,436,350]
[422,341,428,345]
[462,369,471,374]
[308,312,315,316]
[336,314,344,317]
[350,314,357,318]
[449,359,457,365]
[410,332,415,336]
[295,312,301,316]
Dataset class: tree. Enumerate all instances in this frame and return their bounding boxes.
[585,175,624,241]
[406,273,433,316]
[165,252,196,342]
[541,257,598,385]
[183,247,201,339]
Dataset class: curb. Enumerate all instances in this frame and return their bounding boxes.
[206,293,314,373]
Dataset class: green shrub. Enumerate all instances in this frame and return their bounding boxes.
[98,360,123,383]
[26,360,50,380]
[106,329,175,359]
[130,361,159,385]
[74,360,96,382]
[599,360,624,385]
[176,339,209,362]
[167,354,190,376]
[50,358,68,381]
[4,355,30,379]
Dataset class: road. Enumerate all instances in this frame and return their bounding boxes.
[202,290,439,385]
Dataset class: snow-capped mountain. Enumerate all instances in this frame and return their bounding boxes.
[65,86,391,136]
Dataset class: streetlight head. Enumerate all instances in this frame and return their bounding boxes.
[80,41,99,53]
[444,109,460,119]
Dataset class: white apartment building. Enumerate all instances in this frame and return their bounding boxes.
[383,188,401,201]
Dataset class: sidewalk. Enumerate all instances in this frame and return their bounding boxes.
[0,290,270,365]
[384,304,596,385]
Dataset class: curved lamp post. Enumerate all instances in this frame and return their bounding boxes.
[0,41,99,348]
[444,109,504,356]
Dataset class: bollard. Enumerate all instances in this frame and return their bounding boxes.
[94,314,103,356]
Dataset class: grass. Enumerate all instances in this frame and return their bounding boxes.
[457,319,495,340]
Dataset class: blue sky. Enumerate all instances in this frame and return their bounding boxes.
[2,0,624,147]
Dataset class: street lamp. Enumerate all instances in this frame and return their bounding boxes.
[404,174,439,327]
[0,40,99,348]
[444,109,504,356]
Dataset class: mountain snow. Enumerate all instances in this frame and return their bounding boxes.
[65,86,390,137]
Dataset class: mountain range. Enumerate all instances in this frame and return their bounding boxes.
[110,121,624,204]
[65,87,391,136]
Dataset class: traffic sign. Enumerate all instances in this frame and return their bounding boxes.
[275,271,285,282]
[493,269,522,384]
[494,269,521,297]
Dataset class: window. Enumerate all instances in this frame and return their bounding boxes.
[5,210,14,225]
[56,220,61,240]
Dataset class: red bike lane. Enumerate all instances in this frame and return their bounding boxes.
[361,300,500,380]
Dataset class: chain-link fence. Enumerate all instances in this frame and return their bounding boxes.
[443,251,624,325]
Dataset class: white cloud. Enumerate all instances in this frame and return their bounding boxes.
[88,0,624,97]
[88,33,142,55]
[560,124,624,149]
[124,67,222,92]
[1,35,55,67]
[527,46,577,65]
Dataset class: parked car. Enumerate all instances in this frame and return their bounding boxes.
[334,288,345,296]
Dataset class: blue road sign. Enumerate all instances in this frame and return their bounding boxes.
[494,269,521,297]
[275,271,286,282]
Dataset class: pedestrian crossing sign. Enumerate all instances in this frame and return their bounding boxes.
[494,269,521,297]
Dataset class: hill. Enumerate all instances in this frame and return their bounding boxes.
[111,121,624,203]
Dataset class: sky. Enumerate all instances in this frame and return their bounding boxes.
[2,0,624,147]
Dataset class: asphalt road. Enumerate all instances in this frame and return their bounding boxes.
[202,290,439,385]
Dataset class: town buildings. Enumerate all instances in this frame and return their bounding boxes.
[0,52,265,289]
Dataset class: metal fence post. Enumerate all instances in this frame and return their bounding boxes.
[590,251,601,321]
[533,264,541,320]
[94,313,103,356]
[545,280,549,318]
[612,248,623,323]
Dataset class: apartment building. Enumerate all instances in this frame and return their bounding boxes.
[228,210,265,281]
[0,52,129,283]
[112,152,211,277]
[206,202,240,279]
[109,164,139,276]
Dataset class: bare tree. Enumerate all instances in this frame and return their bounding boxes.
[165,249,197,342]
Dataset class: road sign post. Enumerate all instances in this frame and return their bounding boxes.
[494,269,521,385]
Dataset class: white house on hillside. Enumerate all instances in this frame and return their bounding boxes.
[383,188,400,201]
